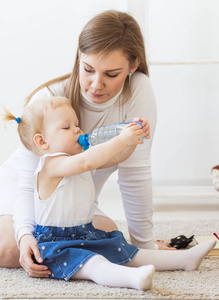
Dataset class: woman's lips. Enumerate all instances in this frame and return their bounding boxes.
[90,91,104,98]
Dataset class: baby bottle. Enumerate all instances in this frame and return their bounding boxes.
[79,122,144,149]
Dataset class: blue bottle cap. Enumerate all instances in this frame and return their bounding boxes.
[83,145,89,151]
[78,134,90,147]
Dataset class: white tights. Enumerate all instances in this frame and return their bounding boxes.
[72,255,155,291]
[72,240,216,291]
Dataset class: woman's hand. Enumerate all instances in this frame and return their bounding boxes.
[133,117,150,139]
[155,240,177,250]
[19,234,51,277]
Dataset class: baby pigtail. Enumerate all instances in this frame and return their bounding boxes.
[1,106,21,124]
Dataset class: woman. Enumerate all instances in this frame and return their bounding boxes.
[0,10,173,277]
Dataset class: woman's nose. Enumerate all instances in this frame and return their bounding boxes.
[91,74,104,90]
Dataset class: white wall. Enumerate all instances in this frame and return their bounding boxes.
[0,0,218,186]
[148,0,219,185]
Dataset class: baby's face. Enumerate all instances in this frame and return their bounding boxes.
[211,168,219,191]
[43,104,84,156]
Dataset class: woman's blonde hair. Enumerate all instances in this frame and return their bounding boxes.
[2,97,71,156]
[26,10,148,122]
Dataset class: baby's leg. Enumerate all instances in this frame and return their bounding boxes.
[71,255,155,291]
[126,240,216,271]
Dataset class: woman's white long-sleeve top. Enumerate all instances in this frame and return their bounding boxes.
[13,72,157,248]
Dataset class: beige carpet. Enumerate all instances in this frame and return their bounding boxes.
[0,219,219,299]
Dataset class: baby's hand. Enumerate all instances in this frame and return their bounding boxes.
[132,117,150,139]
[118,123,145,147]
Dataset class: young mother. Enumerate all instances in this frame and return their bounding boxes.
[0,10,173,276]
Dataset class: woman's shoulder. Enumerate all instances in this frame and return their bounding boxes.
[129,72,154,98]
[132,72,151,88]
[125,71,156,111]
[29,77,69,104]
[48,77,69,97]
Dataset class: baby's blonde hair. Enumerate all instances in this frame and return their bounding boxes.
[2,97,71,156]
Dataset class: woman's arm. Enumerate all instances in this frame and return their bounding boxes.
[118,73,158,249]
[13,144,38,244]
[118,74,176,250]
[13,144,51,276]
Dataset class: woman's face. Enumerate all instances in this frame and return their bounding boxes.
[79,50,131,104]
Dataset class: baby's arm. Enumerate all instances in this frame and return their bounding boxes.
[45,123,145,179]
[102,118,150,168]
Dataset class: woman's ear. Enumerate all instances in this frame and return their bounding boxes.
[34,133,49,150]
[130,57,140,74]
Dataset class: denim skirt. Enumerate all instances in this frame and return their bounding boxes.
[35,222,139,281]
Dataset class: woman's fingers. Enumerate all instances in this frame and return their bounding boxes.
[155,240,178,250]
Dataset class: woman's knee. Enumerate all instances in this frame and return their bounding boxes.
[93,215,118,232]
[0,215,20,267]
[0,241,20,267]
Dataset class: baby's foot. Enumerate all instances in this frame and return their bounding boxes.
[184,240,216,271]
[135,265,155,291]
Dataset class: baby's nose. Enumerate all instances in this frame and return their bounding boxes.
[75,127,82,134]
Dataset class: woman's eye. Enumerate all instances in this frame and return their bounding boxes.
[84,67,93,73]
[107,73,118,78]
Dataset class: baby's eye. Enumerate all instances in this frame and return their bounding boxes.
[63,126,70,130]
